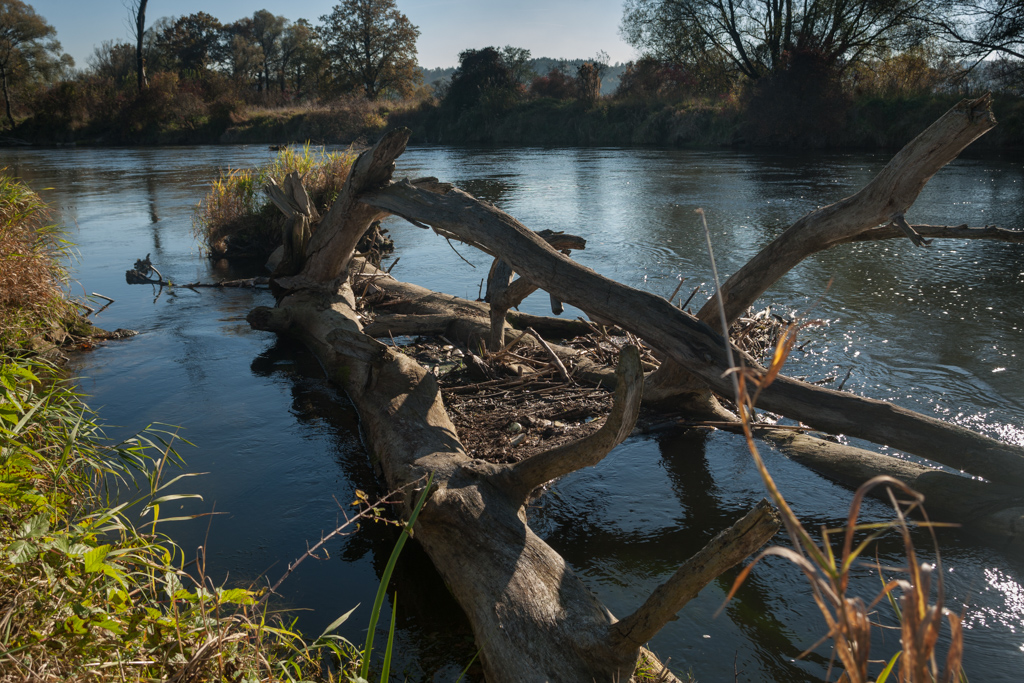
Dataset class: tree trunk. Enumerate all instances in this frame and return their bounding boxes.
[0,67,14,130]
[135,0,148,92]
[248,130,781,681]
[245,97,1023,678]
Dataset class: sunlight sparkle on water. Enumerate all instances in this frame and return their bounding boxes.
[965,569,1024,633]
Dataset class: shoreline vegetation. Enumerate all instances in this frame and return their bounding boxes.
[8,90,1024,151]
[0,175,409,682]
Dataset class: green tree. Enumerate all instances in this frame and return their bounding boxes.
[280,19,322,96]
[442,46,520,112]
[0,0,69,129]
[221,19,263,88]
[251,10,286,93]
[320,0,420,99]
[621,0,933,80]
[159,12,223,73]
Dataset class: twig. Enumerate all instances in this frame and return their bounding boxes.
[489,329,529,360]
[666,277,686,305]
[444,235,476,268]
[526,327,571,383]
[681,285,701,310]
[91,292,115,303]
[386,257,400,274]
[257,488,406,607]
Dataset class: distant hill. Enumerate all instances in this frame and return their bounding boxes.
[419,59,630,95]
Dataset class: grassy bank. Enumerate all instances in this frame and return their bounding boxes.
[0,176,406,681]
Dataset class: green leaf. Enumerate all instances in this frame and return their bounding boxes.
[877,651,901,683]
[7,539,37,564]
[83,544,111,573]
[21,513,49,539]
[319,604,359,639]
[63,614,88,634]
[219,588,256,605]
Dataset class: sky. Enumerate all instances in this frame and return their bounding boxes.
[29,0,638,70]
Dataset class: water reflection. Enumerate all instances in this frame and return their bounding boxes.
[3,143,1022,681]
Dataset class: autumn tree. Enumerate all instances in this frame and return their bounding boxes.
[621,0,933,80]
[89,40,135,82]
[0,0,69,128]
[319,0,420,99]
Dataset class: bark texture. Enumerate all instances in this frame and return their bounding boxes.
[249,129,780,682]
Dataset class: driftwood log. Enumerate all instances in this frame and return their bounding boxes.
[246,95,1024,680]
[248,130,781,682]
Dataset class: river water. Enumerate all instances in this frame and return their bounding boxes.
[3,143,1023,681]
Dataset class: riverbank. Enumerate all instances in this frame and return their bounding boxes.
[11,91,1024,151]
[0,175,381,681]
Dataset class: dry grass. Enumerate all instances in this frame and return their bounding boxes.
[0,173,79,351]
[194,144,358,259]
[723,320,966,683]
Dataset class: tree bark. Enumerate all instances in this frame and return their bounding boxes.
[135,0,148,92]
[646,95,997,399]
[250,131,780,681]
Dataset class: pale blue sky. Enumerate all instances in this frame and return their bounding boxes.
[30,0,636,70]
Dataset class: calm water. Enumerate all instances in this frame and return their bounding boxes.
[3,143,1023,681]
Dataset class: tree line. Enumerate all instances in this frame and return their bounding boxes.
[0,0,1020,144]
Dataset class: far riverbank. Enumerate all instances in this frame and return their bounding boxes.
[10,93,1024,151]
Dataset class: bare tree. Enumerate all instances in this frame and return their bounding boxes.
[125,0,148,91]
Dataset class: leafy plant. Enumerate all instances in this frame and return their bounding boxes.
[0,173,80,351]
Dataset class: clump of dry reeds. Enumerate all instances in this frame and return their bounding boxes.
[722,323,965,682]
[0,174,79,350]
[193,143,357,259]
[696,206,964,683]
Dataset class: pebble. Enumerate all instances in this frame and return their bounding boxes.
[510,434,526,447]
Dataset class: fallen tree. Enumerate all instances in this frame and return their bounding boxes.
[245,95,1024,680]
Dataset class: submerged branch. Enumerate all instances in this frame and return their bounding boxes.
[608,499,780,654]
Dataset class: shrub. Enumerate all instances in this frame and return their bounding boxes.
[0,174,79,351]
[530,69,576,100]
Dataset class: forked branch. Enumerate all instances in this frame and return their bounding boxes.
[608,499,780,654]
[492,345,644,502]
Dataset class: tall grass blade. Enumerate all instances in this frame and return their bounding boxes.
[381,592,397,682]
[359,472,434,679]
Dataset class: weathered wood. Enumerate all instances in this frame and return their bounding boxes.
[698,95,996,329]
[608,499,781,653]
[297,129,411,283]
[359,178,1024,486]
[487,345,643,501]
[645,95,997,400]
[255,134,781,682]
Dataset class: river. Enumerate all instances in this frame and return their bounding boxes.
[3,143,1022,681]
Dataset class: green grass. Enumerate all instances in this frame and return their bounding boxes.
[0,354,435,682]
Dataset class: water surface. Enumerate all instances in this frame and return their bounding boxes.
[3,143,1023,681]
